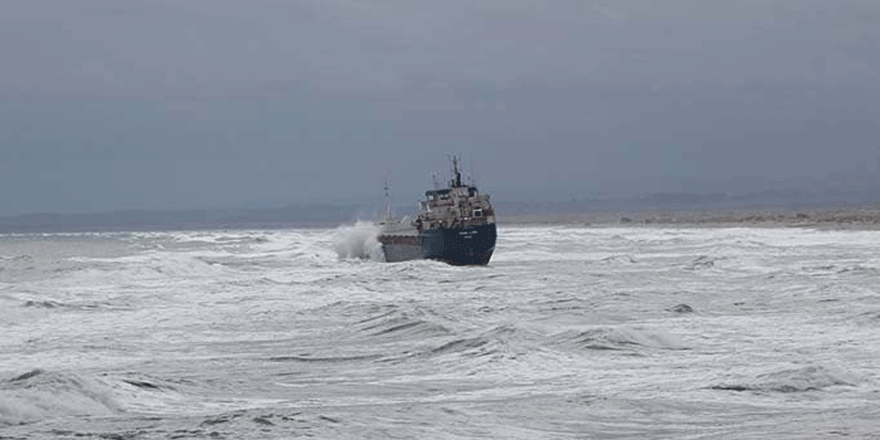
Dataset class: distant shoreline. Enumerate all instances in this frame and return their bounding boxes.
[503,206,880,230]
[4,205,880,233]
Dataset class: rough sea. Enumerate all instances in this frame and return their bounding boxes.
[2,225,879,439]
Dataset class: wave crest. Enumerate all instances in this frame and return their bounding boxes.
[712,365,857,393]
[0,369,120,426]
[332,222,384,261]
[553,327,688,352]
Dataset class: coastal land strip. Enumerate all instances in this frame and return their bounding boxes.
[505,207,880,230]
[4,205,880,233]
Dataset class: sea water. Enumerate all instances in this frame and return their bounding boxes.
[1,226,879,439]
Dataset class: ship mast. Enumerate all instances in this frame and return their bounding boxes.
[383,178,392,222]
[451,156,463,188]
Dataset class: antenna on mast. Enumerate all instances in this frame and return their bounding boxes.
[383,177,392,221]
[451,156,462,187]
[469,152,478,186]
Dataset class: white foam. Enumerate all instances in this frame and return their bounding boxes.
[754,365,858,393]
[332,222,385,261]
[3,225,880,437]
[0,370,120,426]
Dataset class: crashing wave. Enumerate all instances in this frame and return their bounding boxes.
[711,365,857,393]
[553,326,688,352]
[332,222,384,261]
[0,369,120,426]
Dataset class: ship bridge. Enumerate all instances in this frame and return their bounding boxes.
[425,186,480,201]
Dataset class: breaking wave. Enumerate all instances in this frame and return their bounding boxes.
[332,222,384,261]
[599,255,637,264]
[428,325,517,358]
[0,369,121,426]
[552,327,688,352]
[711,365,857,393]
[354,307,452,339]
[687,255,719,271]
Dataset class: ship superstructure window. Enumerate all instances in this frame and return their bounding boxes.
[426,189,452,203]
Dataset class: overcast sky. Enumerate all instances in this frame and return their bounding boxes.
[2,0,879,215]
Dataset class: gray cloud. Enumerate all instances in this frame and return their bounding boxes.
[1,0,879,215]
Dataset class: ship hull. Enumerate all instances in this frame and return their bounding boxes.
[380,223,496,266]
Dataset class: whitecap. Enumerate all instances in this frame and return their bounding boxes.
[332,222,384,261]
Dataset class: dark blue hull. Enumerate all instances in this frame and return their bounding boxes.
[381,223,496,265]
[419,223,496,265]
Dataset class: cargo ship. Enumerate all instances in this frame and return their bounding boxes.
[378,158,497,265]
